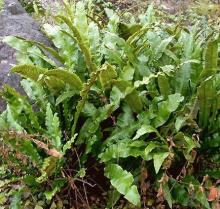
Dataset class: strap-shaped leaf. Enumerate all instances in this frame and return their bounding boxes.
[113,80,143,113]
[43,69,83,91]
[153,152,169,174]
[152,93,184,127]
[133,124,161,140]
[99,64,117,88]
[105,164,140,206]
[120,63,135,81]
[88,22,101,65]
[43,76,65,93]
[4,36,57,66]
[126,26,150,46]
[11,64,46,81]
[74,1,89,46]
[56,15,97,72]
[163,183,173,208]
[43,24,77,68]
[9,188,22,209]
[9,36,65,63]
[118,22,142,40]
[55,90,77,106]
[197,76,215,128]
[100,141,147,162]
[155,36,173,59]
[14,36,65,64]
[200,38,218,79]
[158,73,170,99]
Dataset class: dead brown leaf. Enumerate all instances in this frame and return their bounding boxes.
[208,186,218,202]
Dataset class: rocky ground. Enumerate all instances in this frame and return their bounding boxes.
[38,0,193,14]
[0,0,51,111]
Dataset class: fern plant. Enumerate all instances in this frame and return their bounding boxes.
[1,1,220,208]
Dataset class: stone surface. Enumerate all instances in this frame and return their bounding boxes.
[0,0,51,111]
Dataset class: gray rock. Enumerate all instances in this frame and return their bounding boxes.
[7,2,25,15]
[0,0,51,111]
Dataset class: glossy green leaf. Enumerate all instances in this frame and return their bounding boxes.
[56,15,97,72]
[143,142,159,161]
[99,64,117,88]
[153,93,184,127]
[175,116,186,132]
[153,152,169,174]
[105,164,140,206]
[113,80,143,113]
[133,125,158,140]
[43,69,83,91]
[163,183,173,208]
[100,141,146,162]
[155,37,173,59]
[11,64,46,81]
[121,63,135,81]
[197,76,215,128]
[200,39,218,79]
[3,36,53,66]
[74,1,89,46]
[56,90,77,106]
[158,73,170,99]
[43,23,76,68]
[12,36,65,64]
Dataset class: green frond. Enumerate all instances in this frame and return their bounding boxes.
[11,64,46,81]
[45,104,61,149]
[56,15,97,72]
[43,69,83,91]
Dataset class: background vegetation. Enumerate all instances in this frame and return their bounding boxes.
[0,0,4,11]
